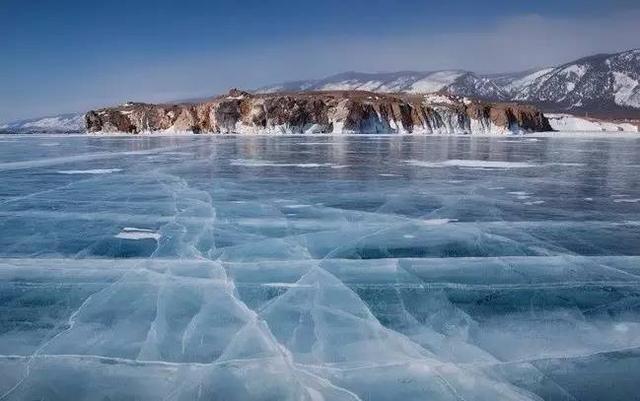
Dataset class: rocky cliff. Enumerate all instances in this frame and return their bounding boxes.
[85,90,552,135]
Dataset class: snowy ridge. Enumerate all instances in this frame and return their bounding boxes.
[1,113,85,133]
[510,50,640,112]
[258,49,640,118]
[497,67,556,95]
[258,70,509,100]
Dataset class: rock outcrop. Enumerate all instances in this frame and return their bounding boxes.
[85,90,552,135]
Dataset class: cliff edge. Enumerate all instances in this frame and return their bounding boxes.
[85,90,552,135]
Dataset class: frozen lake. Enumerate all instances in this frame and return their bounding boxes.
[1,134,640,400]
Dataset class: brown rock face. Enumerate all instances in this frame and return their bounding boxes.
[85,90,552,134]
[466,103,552,132]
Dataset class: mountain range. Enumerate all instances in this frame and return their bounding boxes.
[2,48,639,132]
[259,49,640,119]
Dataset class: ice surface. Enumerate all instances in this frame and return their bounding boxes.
[0,134,639,400]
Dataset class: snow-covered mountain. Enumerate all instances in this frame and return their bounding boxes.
[504,49,640,117]
[260,49,640,118]
[258,70,508,100]
[0,113,85,133]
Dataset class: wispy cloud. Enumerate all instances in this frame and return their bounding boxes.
[224,9,640,75]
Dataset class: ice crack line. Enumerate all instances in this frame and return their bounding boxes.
[0,257,150,400]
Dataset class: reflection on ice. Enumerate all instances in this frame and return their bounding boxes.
[407,159,538,168]
[0,135,639,400]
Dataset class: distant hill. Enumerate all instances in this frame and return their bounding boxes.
[259,49,640,119]
[0,113,85,133]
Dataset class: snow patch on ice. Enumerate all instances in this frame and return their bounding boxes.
[613,72,640,108]
[422,218,457,225]
[261,283,311,288]
[57,168,122,175]
[114,227,161,240]
[231,159,338,168]
[547,113,638,133]
[508,191,532,200]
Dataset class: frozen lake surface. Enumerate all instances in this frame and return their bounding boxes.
[1,134,639,400]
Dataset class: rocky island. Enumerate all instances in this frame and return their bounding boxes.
[85,90,552,135]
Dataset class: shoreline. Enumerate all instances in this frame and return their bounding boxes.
[2,130,640,139]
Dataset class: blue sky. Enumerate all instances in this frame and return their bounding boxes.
[1,0,639,121]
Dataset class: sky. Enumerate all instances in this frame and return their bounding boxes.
[1,0,639,122]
